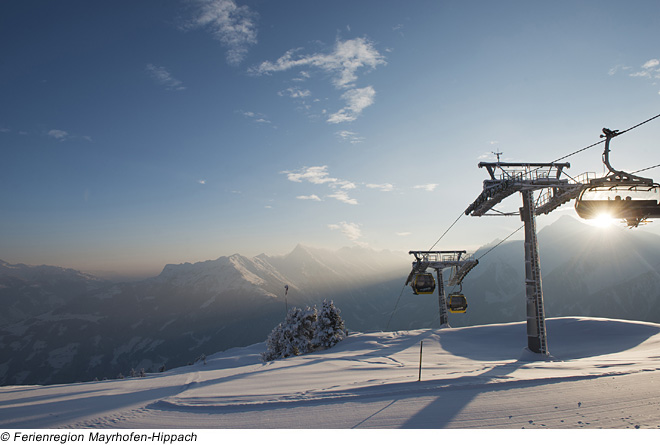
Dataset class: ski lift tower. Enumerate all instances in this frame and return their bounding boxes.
[405,251,478,327]
[465,162,584,355]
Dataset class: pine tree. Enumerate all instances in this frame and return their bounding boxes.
[262,306,318,361]
[261,322,285,361]
[312,299,347,350]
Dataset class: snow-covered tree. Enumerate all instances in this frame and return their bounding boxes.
[262,302,346,361]
[312,299,347,350]
[262,322,285,361]
[262,306,318,361]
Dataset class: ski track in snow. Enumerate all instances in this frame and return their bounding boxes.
[2,317,660,429]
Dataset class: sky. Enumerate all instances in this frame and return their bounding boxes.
[2,0,660,279]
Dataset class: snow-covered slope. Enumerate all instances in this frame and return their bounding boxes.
[4,217,660,387]
[2,317,660,429]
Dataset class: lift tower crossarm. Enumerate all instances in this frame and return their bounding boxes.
[465,162,576,217]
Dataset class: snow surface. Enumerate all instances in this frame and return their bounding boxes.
[2,317,660,434]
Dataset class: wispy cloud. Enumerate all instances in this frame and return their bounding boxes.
[413,184,438,192]
[611,58,660,94]
[252,37,385,88]
[186,0,258,66]
[239,110,273,125]
[327,190,358,205]
[396,231,411,237]
[296,194,321,201]
[251,37,385,124]
[336,130,365,144]
[146,64,186,91]
[630,59,660,78]
[283,165,358,204]
[48,129,69,140]
[47,129,92,142]
[327,86,375,124]
[278,87,311,98]
[366,183,394,192]
[328,221,366,246]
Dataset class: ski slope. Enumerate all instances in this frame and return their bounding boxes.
[2,317,660,430]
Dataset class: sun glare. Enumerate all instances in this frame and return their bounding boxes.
[587,213,618,228]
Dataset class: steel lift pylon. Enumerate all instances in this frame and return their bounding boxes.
[465,162,585,355]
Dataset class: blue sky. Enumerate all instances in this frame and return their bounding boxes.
[2,0,660,278]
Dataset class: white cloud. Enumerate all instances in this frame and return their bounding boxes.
[396,231,411,236]
[327,86,376,124]
[283,166,337,185]
[642,59,660,70]
[296,194,321,201]
[328,221,363,242]
[336,130,365,144]
[239,110,272,125]
[278,87,311,98]
[252,37,385,89]
[187,0,258,66]
[47,129,69,140]
[366,183,394,192]
[283,166,358,204]
[414,184,438,192]
[198,179,207,185]
[252,37,384,123]
[146,64,186,91]
[46,129,92,142]
[327,190,358,205]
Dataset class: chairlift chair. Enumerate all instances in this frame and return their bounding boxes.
[575,128,660,227]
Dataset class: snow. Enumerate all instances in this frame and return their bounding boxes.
[1,317,660,438]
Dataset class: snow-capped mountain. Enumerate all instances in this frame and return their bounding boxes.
[0,260,108,326]
[0,246,409,386]
[2,216,660,387]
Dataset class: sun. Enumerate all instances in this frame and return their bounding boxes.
[586,212,618,228]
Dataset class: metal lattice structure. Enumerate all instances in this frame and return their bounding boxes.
[465,162,585,355]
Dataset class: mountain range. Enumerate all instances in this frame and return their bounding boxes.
[2,215,660,386]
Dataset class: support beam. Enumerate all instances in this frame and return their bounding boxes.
[520,190,549,355]
[436,268,448,327]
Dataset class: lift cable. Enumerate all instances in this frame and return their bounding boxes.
[631,163,660,175]
[618,111,660,136]
[475,224,524,261]
[427,211,464,251]
[551,112,660,164]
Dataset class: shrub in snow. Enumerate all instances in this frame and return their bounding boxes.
[312,299,347,350]
[262,300,346,361]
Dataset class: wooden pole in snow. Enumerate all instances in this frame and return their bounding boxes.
[418,340,423,382]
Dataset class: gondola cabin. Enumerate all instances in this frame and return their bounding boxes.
[575,184,660,227]
[411,273,435,295]
[448,293,468,313]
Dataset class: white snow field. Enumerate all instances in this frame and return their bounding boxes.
[2,317,660,430]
